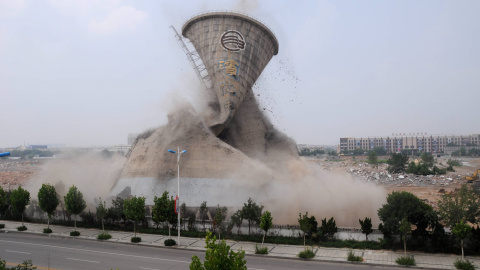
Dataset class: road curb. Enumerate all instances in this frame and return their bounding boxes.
[0,223,466,270]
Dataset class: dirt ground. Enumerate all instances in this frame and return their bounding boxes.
[0,159,45,188]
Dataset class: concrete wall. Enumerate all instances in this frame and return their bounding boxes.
[182,11,279,135]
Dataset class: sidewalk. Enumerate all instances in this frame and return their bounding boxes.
[1,221,479,270]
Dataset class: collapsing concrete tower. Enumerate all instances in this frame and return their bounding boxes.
[111,12,297,206]
[182,12,278,136]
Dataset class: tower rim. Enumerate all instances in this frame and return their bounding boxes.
[181,10,279,55]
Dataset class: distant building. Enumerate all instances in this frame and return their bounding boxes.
[128,133,139,146]
[28,145,48,150]
[339,134,480,154]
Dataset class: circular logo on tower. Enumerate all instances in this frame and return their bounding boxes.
[220,30,246,52]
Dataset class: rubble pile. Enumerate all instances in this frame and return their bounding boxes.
[0,160,44,187]
[345,162,462,187]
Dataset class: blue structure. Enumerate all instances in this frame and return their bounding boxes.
[0,152,11,157]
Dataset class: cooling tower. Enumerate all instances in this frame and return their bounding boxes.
[112,12,297,207]
[182,12,279,136]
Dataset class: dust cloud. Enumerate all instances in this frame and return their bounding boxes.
[24,151,125,209]
[224,155,387,226]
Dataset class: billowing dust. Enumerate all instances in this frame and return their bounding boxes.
[24,152,125,210]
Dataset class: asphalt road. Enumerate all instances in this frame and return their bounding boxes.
[0,232,404,270]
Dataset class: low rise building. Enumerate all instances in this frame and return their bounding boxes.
[339,134,480,154]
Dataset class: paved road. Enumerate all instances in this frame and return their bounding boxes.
[0,232,408,270]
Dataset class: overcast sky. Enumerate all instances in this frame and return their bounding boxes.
[1,0,479,148]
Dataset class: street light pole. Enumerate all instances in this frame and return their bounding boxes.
[168,147,187,246]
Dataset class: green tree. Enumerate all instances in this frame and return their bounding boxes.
[0,186,6,217]
[107,197,125,225]
[420,152,434,168]
[228,210,243,235]
[190,230,246,270]
[181,202,187,231]
[298,212,317,246]
[152,191,176,238]
[352,148,365,156]
[123,196,145,238]
[377,191,437,238]
[399,217,411,256]
[199,201,208,231]
[259,211,273,247]
[452,221,471,260]
[437,184,480,228]
[320,217,337,240]
[386,153,409,173]
[368,150,378,168]
[241,197,263,235]
[64,185,86,232]
[96,197,107,232]
[213,205,227,238]
[359,217,373,241]
[373,147,387,156]
[10,186,30,226]
[460,148,467,156]
[37,184,59,230]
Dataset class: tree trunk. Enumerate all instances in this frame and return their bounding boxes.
[248,221,251,235]
[404,235,406,256]
[47,216,50,230]
[262,231,265,248]
[366,234,367,241]
[304,233,306,247]
[74,215,77,232]
[22,213,24,227]
[461,239,464,260]
[134,221,136,238]
[102,220,104,232]
[168,224,171,239]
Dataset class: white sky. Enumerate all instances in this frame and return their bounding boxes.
[1,0,479,148]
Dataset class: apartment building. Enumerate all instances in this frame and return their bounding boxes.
[339,134,480,154]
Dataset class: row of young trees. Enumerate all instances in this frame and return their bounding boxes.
[0,184,87,232]
[2,183,479,257]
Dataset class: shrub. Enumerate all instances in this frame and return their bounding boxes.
[70,231,80,236]
[43,228,52,234]
[0,224,5,229]
[298,248,315,259]
[255,245,268,254]
[396,256,416,266]
[17,226,27,231]
[164,238,176,246]
[97,232,112,240]
[131,236,141,243]
[447,159,462,167]
[454,259,477,270]
[347,250,363,262]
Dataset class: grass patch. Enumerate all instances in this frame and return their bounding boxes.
[396,256,416,266]
[70,231,80,236]
[298,248,315,259]
[321,240,381,250]
[97,232,112,240]
[131,237,141,243]
[255,245,268,254]
[43,228,52,234]
[454,259,477,270]
[17,226,27,231]
[164,238,176,246]
[347,250,363,262]
[0,224,5,229]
